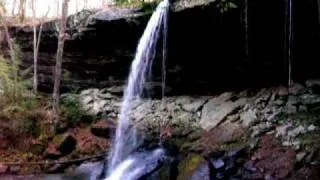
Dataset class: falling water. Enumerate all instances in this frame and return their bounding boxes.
[288,0,292,87]
[244,0,249,60]
[107,0,170,179]
[285,0,293,86]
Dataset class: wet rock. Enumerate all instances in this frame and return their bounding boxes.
[0,164,8,174]
[189,163,210,180]
[306,79,320,94]
[90,119,116,138]
[296,152,307,162]
[53,133,77,155]
[145,157,178,180]
[210,158,225,169]
[177,154,208,180]
[200,92,247,130]
[71,162,104,180]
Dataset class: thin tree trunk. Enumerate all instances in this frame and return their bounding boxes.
[53,0,69,124]
[56,0,60,17]
[2,22,15,62]
[318,0,320,32]
[32,0,37,92]
[18,0,26,23]
[244,0,249,60]
[288,0,292,87]
[12,0,17,16]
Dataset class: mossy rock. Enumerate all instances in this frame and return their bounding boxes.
[29,143,46,155]
[177,153,207,180]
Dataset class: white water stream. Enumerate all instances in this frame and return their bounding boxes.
[106,0,170,179]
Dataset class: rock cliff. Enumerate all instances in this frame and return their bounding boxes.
[2,0,319,94]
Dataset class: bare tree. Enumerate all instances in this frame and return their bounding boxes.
[0,2,15,62]
[18,0,27,23]
[53,0,69,123]
[31,0,50,92]
[56,0,60,17]
[12,0,17,16]
[84,0,88,9]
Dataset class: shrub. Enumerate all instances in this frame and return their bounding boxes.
[60,93,87,126]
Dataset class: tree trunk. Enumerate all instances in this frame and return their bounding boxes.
[32,0,38,92]
[318,0,320,32]
[12,0,17,16]
[18,0,26,23]
[2,22,15,62]
[244,0,249,60]
[53,0,69,124]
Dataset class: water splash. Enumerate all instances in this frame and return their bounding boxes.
[106,149,166,180]
[107,0,170,177]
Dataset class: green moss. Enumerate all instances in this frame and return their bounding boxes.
[115,0,161,13]
[177,154,205,180]
[218,136,248,151]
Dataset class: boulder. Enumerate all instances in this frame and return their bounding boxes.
[53,133,77,155]
[0,164,8,174]
[306,79,320,94]
[177,154,209,180]
[200,92,247,130]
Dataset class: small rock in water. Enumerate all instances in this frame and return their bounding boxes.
[244,161,256,172]
[210,158,225,169]
[307,124,317,131]
[296,152,307,162]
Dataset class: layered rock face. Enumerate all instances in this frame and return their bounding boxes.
[3,0,319,94]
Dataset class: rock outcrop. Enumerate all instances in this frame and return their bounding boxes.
[1,0,318,94]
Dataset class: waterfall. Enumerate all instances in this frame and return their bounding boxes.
[106,0,170,179]
[285,0,293,86]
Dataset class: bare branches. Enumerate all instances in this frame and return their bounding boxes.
[31,0,50,92]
